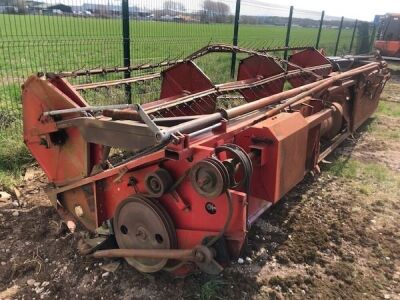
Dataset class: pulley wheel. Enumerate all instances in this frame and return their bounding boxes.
[144,168,173,197]
[113,195,177,273]
[190,158,229,199]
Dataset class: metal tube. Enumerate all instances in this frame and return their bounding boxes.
[284,6,294,60]
[74,73,160,91]
[93,248,195,260]
[224,62,379,120]
[349,19,358,54]
[334,16,344,56]
[43,104,135,116]
[230,0,241,79]
[167,113,223,135]
[167,62,379,136]
[316,11,325,49]
[188,123,221,138]
[148,65,330,114]
[54,60,184,78]
[257,46,312,53]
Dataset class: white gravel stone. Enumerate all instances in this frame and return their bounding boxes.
[27,279,36,286]
[42,281,50,287]
[237,258,244,264]
[0,191,11,201]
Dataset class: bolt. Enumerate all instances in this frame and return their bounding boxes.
[74,206,84,217]
[136,228,147,240]
[197,175,211,187]
[194,251,205,263]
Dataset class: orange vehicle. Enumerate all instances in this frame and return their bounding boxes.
[375,13,400,58]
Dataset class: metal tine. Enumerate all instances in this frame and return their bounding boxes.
[201,97,216,112]
[186,99,203,115]
[165,108,178,117]
[249,41,258,51]
[182,102,200,115]
[199,97,216,111]
[191,98,209,114]
[176,105,189,116]
[201,96,217,110]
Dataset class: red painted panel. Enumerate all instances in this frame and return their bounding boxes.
[237,55,285,102]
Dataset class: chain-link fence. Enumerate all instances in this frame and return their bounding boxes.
[0,0,376,138]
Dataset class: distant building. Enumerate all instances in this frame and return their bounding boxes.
[47,4,72,14]
[26,1,48,14]
[0,5,18,13]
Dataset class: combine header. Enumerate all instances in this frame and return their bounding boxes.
[22,44,389,275]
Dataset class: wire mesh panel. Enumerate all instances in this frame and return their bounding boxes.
[0,0,124,136]
[0,0,374,138]
[128,0,237,102]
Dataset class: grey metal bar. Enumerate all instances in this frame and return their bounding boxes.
[369,22,377,52]
[230,0,241,79]
[43,104,135,117]
[316,11,325,49]
[349,19,358,54]
[334,16,344,56]
[284,6,294,60]
[122,0,131,103]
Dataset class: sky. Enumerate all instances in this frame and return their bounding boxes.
[44,0,400,21]
[259,0,400,21]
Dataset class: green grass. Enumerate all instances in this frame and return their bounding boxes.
[376,101,400,118]
[327,158,393,183]
[200,279,227,300]
[0,125,32,189]
[0,15,352,77]
[326,156,400,198]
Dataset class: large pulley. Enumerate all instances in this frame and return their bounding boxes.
[190,144,253,199]
[190,158,230,199]
[113,195,177,273]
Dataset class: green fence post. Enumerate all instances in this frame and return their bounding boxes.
[122,0,131,103]
[369,22,377,52]
[315,10,325,49]
[334,16,344,56]
[284,6,294,60]
[230,0,241,79]
[349,19,358,54]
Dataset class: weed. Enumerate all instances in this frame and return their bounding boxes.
[200,279,227,300]
[0,124,31,189]
[376,101,400,118]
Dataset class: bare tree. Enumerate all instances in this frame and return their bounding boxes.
[202,0,230,23]
[15,0,27,14]
[163,1,186,12]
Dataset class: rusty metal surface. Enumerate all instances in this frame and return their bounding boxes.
[113,195,177,273]
[22,44,390,276]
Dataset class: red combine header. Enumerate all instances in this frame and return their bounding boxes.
[22,45,389,275]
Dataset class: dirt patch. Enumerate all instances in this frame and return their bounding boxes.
[337,117,400,172]
[382,73,400,103]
